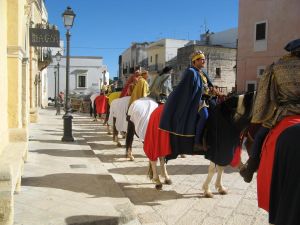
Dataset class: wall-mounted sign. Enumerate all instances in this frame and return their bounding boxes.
[30,28,60,47]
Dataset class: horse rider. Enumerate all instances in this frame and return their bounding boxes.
[148,66,173,104]
[240,38,300,183]
[159,50,215,160]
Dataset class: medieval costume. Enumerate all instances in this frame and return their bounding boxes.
[108,91,121,106]
[120,73,139,98]
[94,94,108,114]
[149,66,173,103]
[128,75,149,107]
[159,65,212,160]
[241,39,300,224]
[240,39,300,183]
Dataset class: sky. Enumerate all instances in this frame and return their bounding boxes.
[45,0,239,79]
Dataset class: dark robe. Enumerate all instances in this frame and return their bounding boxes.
[269,122,300,225]
[159,67,212,160]
[257,115,300,214]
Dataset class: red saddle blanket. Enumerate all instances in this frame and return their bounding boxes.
[257,115,300,211]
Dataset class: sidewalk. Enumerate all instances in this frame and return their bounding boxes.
[14,108,139,225]
[14,108,269,225]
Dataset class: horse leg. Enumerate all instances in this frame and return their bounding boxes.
[215,165,228,195]
[202,161,216,198]
[159,157,172,185]
[149,161,162,190]
[113,117,122,147]
[125,120,135,161]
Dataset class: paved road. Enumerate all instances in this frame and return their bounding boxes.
[14,109,269,225]
[75,112,269,225]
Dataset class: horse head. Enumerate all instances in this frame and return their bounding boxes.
[205,92,256,166]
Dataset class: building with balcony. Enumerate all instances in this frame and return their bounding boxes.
[237,0,300,93]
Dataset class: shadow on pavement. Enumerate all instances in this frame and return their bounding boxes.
[32,149,95,158]
[96,154,146,163]
[21,173,125,198]
[65,215,118,225]
[108,164,221,175]
[118,182,208,206]
[87,142,120,150]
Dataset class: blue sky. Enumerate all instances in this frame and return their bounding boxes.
[45,0,239,78]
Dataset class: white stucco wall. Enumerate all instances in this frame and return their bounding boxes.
[47,56,106,98]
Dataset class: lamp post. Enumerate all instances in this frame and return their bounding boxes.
[55,51,62,115]
[61,6,76,142]
[54,70,57,108]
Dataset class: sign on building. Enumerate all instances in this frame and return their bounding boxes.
[30,28,60,47]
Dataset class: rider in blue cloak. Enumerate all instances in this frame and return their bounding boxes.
[159,50,214,160]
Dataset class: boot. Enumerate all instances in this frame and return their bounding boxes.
[193,143,208,152]
[239,157,260,183]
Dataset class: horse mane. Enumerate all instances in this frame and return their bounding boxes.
[205,92,256,166]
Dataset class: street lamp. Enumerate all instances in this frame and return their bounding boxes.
[61,6,76,142]
[55,51,62,115]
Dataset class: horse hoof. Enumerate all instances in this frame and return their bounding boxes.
[117,142,122,147]
[164,179,172,185]
[155,184,163,190]
[218,189,228,195]
[203,191,214,198]
[129,155,135,161]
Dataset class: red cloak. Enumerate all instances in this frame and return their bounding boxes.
[257,115,300,211]
[143,104,171,161]
[95,95,108,114]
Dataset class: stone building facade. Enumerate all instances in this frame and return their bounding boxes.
[175,44,237,94]
[0,0,51,224]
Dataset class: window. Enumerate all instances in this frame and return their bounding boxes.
[256,23,266,40]
[257,66,266,77]
[254,20,268,51]
[77,74,87,88]
[150,56,152,63]
[215,68,221,78]
[245,81,257,92]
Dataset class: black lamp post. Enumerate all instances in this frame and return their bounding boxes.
[55,51,62,115]
[54,70,57,107]
[61,6,76,142]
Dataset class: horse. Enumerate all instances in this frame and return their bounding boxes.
[107,96,130,147]
[125,97,159,160]
[144,92,256,194]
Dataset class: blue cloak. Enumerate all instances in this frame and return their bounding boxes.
[159,67,212,136]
